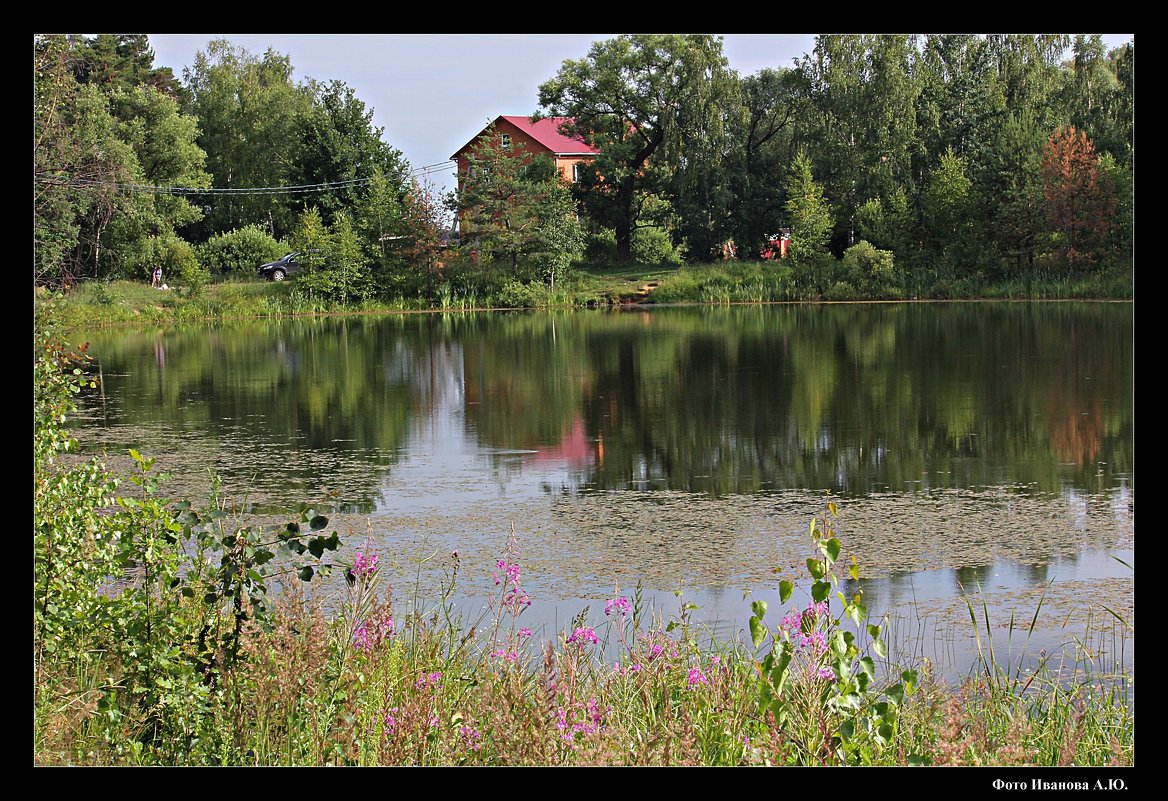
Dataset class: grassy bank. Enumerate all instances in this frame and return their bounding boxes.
[33,539,1134,767]
[44,261,1133,329]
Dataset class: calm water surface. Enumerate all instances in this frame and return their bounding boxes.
[71,303,1134,675]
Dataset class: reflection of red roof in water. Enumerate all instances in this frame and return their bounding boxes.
[532,416,594,467]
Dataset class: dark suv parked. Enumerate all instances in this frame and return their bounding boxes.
[258,252,303,281]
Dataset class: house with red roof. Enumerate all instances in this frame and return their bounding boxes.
[450,115,598,194]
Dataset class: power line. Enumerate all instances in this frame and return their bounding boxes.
[35,161,457,197]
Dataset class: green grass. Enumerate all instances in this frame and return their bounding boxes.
[34,552,1134,766]
[44,259,1133,331]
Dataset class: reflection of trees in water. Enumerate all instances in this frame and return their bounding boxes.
[954,563,995,593]
[506,303,1133,498]
[75,302,1133,510]
[77,317,434,510]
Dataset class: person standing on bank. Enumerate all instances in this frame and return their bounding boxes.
[152,265,162,288]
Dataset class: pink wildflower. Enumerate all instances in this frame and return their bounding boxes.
[605,596,631,617]
[687,667,709,688]
[352,550,379,578]
[460,725,483,751]
[567,626,599,645]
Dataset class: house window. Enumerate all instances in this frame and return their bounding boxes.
[572,163,584,183]
[501,134,511,149]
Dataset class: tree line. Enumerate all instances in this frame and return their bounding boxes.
[34,34,1133,303]
[34,35,443,302]
[533,34,1132,294]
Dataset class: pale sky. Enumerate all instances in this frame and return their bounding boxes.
[146,33,1133,198]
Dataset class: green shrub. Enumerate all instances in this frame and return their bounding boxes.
[825,280,859,301]
[155,234,208,295]
[632,226,683,265]
[198,225,287,276]
[495,279,546,308]
[841,240,896,296]
[585,228,618,261]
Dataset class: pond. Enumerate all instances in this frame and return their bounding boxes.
[70,302,1134,677]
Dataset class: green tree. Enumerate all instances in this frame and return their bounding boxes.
[293,206,371,303]
[784,152,834,269]
[34,39,131,284]
[537,34,738,261]
[913,35,998,173]
[328,210,372,303]
[99,85,211,280]
[922,147,978,274]
[63,33,182,96]
[856,188,919,288]
[1061,36,1133,167]
[290,206,331,293]
[355,167,413,293]
[182,40,312,238]
[726,68,801,257]
[530,179,585,288]
[976,109,1047,276]
[1106,42,1134,167]
[292,79,411,229]
[198,224,287,276]
[457,127,546,272]
[841,240,896,296]
[398,182,449,300]
[455,127,584,284]
[792,35,921,246]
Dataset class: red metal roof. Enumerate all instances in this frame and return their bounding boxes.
[451,115,599,161]
[498,116,598,155]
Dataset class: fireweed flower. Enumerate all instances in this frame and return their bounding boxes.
[556,700,608,745]
[503,587,531,611]
[352,617,394,652]
[352,550,379,578]
[605,596,631,617]
[415,671,443,690]
[494,559,522,587]
[384,708,398,735]
[353,621,373,652]
[799,630,828,655]
[518,627,532,639]
[567,626,599,645]
[779,608,803,638]
[460,725,483,751]
[687,667,709,688]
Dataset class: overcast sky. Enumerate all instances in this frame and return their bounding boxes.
[146,33,1133,197]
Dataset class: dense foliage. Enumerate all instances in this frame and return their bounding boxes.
[35,33,1132,303]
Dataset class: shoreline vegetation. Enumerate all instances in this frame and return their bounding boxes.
[44,261,1133,330]
[34,302,1134,767]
